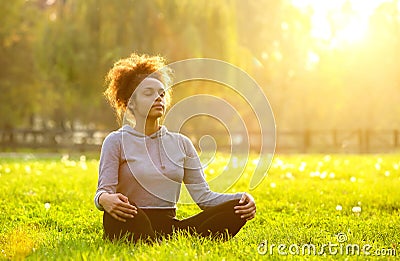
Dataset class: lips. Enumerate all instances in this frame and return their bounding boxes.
[151,103,164,109]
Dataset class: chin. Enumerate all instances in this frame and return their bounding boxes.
[148,112,164,119]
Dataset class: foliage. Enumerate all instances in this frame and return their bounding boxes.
[0,153,399,260]
[0,0,400,131]
[0,0,43,128]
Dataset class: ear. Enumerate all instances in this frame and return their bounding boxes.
[127,100,135,113]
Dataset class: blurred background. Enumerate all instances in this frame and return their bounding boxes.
[1,0,399,153]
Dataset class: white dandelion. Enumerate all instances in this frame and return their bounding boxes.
[352,206,361,215]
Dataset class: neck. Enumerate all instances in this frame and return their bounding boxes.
[134,118,160,136]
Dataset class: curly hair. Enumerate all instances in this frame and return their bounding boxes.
[104,53,173,124]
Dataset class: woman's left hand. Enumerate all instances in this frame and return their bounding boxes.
[234,192,256,221]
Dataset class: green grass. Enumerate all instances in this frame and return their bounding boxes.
[0,153,399,260]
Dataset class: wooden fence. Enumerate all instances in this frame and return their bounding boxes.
[0,128,399,153]
[0,129,108,152]
[276,129,400,153]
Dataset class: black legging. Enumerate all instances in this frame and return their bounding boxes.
[103,199,247,243]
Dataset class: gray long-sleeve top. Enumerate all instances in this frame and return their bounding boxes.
[94,125,243,210]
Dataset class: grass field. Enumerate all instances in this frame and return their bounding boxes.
[0,153,399,260]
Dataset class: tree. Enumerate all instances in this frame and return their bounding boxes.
[0,0,43,129]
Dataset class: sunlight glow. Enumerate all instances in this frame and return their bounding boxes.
[305,50,320,70]
[46,0,56,5]
[290,0,393,46]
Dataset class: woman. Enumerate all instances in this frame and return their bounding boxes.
[94,53,256,243]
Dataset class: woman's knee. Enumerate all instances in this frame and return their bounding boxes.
[216,199,245,213]
[103,209,155,242]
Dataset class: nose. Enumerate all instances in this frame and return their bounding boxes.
[155,92,163,101]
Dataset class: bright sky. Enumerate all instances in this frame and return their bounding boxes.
[290,0,396,47]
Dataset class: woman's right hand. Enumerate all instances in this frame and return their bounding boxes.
[98,193,138,222]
